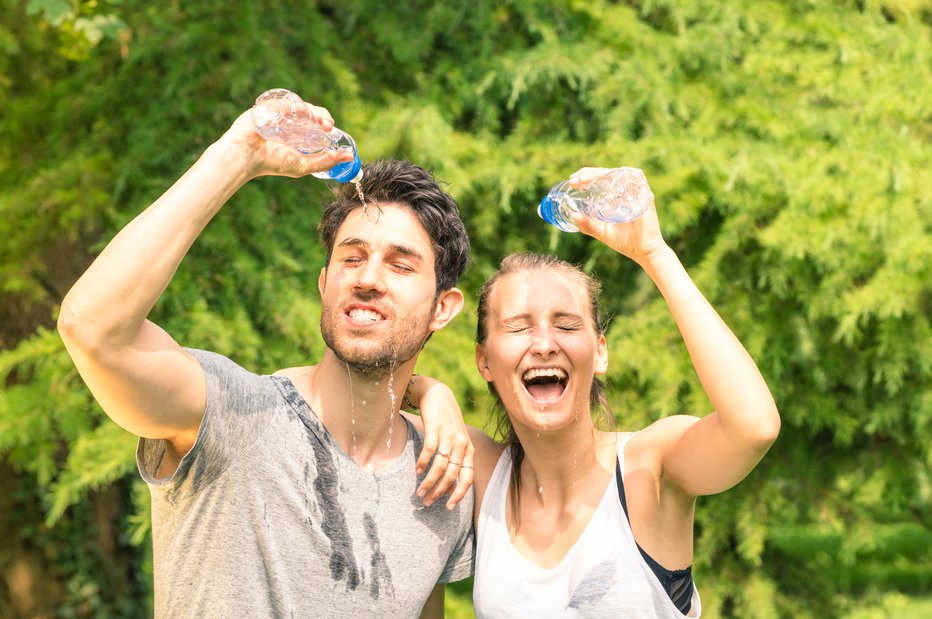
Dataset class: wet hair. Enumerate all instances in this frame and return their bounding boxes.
[475,252,615,526]
[318,159,470,293]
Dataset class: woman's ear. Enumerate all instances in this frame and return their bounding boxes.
[475,345,493,382]
[595,333,608,375]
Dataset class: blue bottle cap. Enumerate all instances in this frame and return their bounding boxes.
[327,153,363,183]
[538,195,555,225]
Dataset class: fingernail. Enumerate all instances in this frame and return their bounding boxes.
[417,489,426,497]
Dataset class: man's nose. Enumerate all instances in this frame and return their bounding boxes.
[353,260,387,293]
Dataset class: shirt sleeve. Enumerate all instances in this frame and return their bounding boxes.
[438,500,476,583]
[136,348,276,500]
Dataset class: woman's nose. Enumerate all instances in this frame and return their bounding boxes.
[529,330,557,360]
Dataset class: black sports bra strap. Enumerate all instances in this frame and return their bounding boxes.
[615,458,694,615]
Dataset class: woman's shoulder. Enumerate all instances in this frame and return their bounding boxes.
[469,427,506,518]
[470,427,506,475]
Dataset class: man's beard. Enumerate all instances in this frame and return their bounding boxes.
[320,299,434,377]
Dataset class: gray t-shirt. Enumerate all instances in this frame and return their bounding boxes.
[136,349,474,618]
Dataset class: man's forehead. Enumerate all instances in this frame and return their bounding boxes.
[333,202,435,257]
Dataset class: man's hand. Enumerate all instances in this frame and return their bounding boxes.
[220,101,354,180]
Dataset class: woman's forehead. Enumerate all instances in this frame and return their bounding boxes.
[489,269,590,315]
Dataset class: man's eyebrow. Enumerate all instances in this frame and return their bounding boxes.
[336,238,425,261]
[391,244,425,261]
[336,238,369,250]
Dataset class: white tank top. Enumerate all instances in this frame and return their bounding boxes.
[473,434,701,618]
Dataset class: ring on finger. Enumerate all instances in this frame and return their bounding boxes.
[448,460,461,466]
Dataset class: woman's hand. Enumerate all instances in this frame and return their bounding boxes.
[405,376,475,510]
[568,166,669,265]
[218,102,353,180]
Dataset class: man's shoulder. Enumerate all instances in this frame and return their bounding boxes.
[272,364,317,380]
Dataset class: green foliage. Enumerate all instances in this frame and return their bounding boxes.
[1,0,930,616]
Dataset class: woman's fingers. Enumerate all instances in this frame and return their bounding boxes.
[417,442,450,504]
[418,431,474,508]
[445,442,476,510]
[416,425,439,476]
[568,166,612,189]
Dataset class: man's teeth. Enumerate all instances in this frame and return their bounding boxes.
[522,368,567,381]
[348,308,383,322]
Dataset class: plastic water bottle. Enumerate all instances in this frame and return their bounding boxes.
[251,88,363,183]
[537,167,652,232]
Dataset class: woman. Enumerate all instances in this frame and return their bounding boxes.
[464,166,780,617]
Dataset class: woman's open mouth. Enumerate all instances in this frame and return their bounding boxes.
[521,367,568,403]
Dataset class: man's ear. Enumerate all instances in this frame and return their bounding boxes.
[428,287,465,332]
[475,344,493,382]
[595,333,608,375]
[318,267,327,296]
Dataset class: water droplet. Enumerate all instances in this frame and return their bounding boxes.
[386,355,397,451]
[345,362,357,454]
[353,180,367,210]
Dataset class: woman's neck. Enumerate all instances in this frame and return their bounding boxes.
[513,421,614,505]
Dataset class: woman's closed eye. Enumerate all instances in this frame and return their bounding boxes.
[555,320,584,332]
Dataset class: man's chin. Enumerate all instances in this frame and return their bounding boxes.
[333,347,406,375]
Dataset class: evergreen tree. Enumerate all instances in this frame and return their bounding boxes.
[1,1,929,616]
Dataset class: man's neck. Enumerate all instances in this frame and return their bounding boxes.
[299,349,416,469]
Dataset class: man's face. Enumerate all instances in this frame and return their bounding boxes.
[319,203,441,375]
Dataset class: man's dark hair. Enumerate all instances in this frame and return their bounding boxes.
[318,160,470,292]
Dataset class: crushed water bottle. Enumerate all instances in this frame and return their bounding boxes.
[537,167,652,232]
[251,88,363,183]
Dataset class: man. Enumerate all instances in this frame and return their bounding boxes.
[58,99,474,617]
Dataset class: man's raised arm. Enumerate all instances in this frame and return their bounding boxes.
[57,101,352,453]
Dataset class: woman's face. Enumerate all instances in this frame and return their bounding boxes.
[476,268,608,434]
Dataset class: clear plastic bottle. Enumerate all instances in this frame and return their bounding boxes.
[537,167,651,232]
[251,88,363,183]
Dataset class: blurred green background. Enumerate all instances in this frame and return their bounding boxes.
[1,0,929,617]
